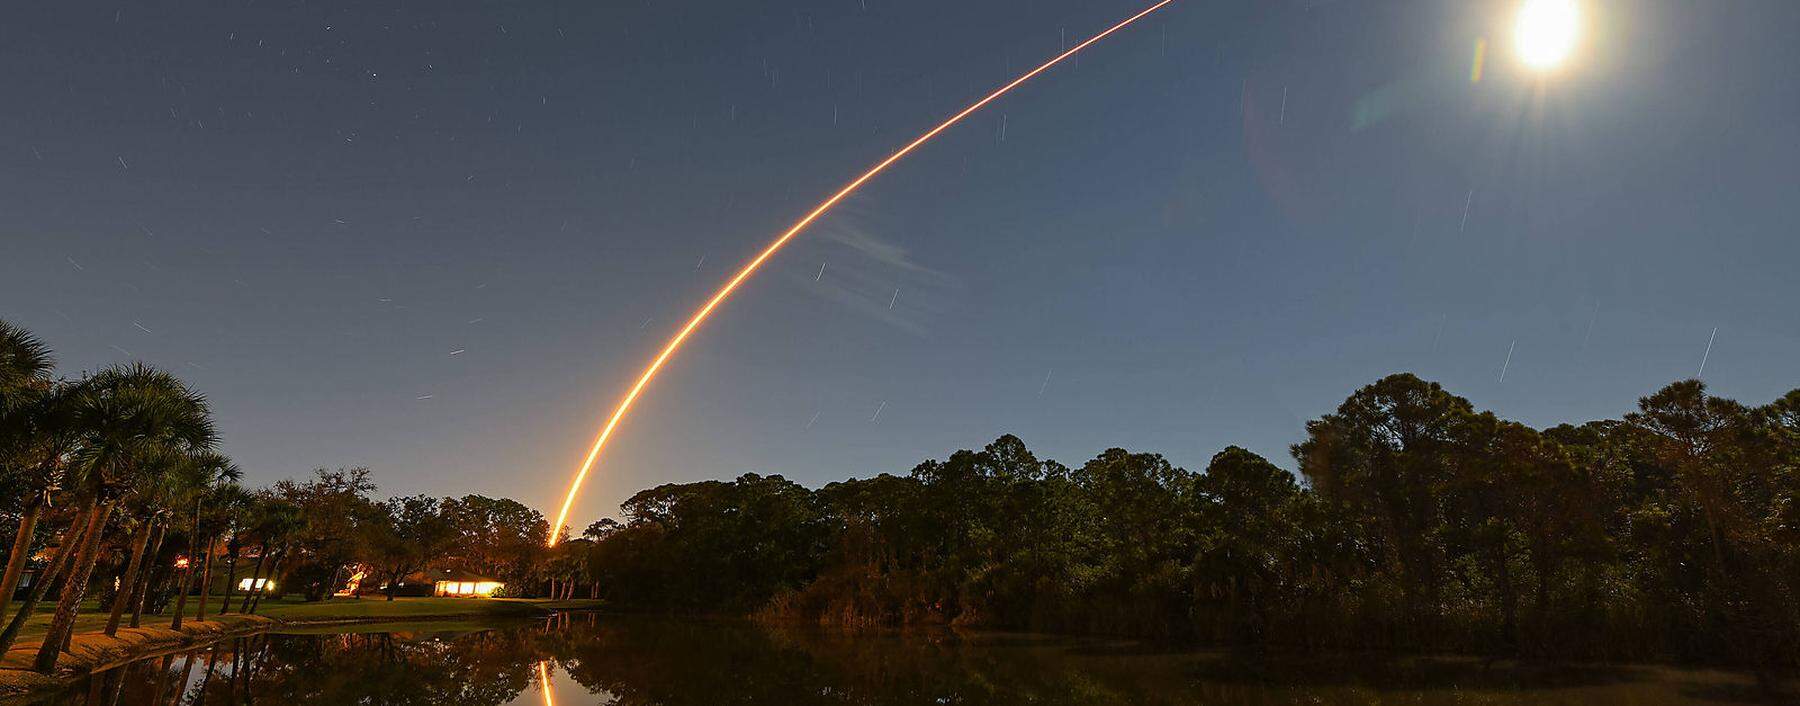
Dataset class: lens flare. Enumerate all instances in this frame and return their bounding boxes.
[548,0,1177,544]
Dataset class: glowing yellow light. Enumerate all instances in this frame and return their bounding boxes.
[545,0,1178,544]
[538,661,557,706]
[1515,0,1579,70]
[435,579,504,597]
[335,569,367,597]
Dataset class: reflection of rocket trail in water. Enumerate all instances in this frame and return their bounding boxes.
[538,661,556,706]
[548,0,1178,544]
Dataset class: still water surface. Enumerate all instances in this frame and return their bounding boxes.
[30,614,1786,705]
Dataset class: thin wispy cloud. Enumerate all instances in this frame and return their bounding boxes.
[788,215,961,337]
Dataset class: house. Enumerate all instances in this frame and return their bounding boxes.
[334,568,369,597]
[237,577,275,593]
[427,569,504,597]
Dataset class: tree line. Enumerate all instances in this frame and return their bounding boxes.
[0,320,580,674]
[576,374,1798,667]
[7,316,1797,669]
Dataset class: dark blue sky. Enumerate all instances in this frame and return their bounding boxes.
[4,0,1796,528]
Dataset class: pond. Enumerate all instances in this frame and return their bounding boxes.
[26,614,1787,705]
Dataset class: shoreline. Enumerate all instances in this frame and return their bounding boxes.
[0,598,603,701]
[3,606,1792,702]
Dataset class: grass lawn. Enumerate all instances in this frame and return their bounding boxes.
[5,599,128,645]
[254,596,597,621]
[3,595,602,644]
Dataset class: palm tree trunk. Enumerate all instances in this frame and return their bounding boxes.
[0,512,87,654]
[167,562,195,630]
[146,654,174,706]
[216,526,243,617]
[103,662,128,706]
[218,543,238,615]
[171,499,201,629]
[194,534,216,621]
[247,553,279,615]
[128,521,166,628]
[322,563,342,601]
[34,496,117,672]
[53,503,118,658]
[168,650,198,705]
[0,499,44,619]
[237,541,268,613]
[196,642,221,696]
[246,551,281,615]
[226,638,243,704]
[103,519,155,635]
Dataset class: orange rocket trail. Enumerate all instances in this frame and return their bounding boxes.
[537,661,556,706]
[548,0,1176,545]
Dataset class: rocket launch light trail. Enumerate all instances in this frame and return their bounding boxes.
[548,0,1177,545]
[537,661,556,706]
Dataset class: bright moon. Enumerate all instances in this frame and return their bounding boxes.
[1515,0,1580,70]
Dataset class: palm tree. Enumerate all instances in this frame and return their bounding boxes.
[33,364,216,673]
[243,519,300,614]
[209,484,254,617]
[0,319,51,400]
[168,452,240,631]
[234,496,301,613]
[125,516,168,628]
[128,447,225,629]
[0,382,94,650]
[0,506,88,653]
[190,482,248,621]
[104,445,218,635]
[0,320,56,618]
[0,386,81,621]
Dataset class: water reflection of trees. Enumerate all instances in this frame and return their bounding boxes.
[543,618,1729,706]
[60,616,1774,705]
[71,626,540,705]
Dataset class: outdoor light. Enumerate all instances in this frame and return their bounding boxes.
[1515,0,1580,70]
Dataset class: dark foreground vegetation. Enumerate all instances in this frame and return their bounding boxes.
[0,321,577,674]
[581,375,1799,669]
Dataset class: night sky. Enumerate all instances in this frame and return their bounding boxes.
[4,0,1797,528]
